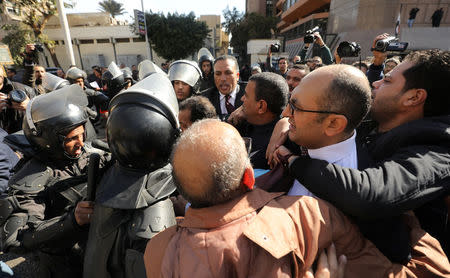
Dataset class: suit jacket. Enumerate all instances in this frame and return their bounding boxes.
[201,83,246,120]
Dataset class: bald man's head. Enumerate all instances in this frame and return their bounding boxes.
[171,119,250,208]
[307,64,371,133]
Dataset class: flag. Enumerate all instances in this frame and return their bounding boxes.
[395,8,401,37]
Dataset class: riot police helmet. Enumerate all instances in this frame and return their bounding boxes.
[107,72,180,170]
[102,62,126,97]
[66,67,87,84]
[168,60,202,94]
[138,60,166,80]
[23,84,89,159]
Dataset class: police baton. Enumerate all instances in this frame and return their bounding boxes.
[86,153,101,201]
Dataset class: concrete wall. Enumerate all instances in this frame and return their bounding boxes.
[327,0,450,59]
[246,0,266,15]
[401,26,450,50]
[42,25,161,72]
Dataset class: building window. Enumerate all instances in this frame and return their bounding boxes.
[115,38,130,43]
[80,39,94,44]
[132,37,145,42]
[97,39,110,43]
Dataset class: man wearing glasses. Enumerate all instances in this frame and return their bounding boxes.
[276,64,370,196]
[272,61,450,271]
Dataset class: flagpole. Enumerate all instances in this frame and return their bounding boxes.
[395,4,403,38]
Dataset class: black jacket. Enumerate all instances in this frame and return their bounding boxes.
[201,84,245,121]
[290,116,450,255]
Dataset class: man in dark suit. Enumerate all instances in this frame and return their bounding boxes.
[201,55,245,121]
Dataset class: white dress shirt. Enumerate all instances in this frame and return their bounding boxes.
[288,131,358,196]
[219,88,238,115]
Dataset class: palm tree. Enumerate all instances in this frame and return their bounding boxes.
[98,0,126,18]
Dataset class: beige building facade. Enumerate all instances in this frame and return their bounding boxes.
[198,15,229,57]
[260,0,450,60]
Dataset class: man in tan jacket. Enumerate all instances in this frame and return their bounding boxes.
[144,119,449,278]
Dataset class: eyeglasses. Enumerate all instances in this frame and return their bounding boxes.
[288,100,346,117]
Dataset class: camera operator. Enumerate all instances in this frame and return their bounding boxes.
[22,43,46,95]
[0,71,35,134]
[366,33,391,86]
[299,31,333,68]
[266,44,288,78]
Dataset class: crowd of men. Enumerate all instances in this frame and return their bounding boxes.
[0,31,448,278]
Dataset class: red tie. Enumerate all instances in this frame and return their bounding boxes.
[225,95,235,114]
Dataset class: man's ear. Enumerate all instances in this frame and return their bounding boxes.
[323,115,348,137]
[257,100,268,114]
[241,167,255,190]
[402,88,427,107]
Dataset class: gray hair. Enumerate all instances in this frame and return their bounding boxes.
[171,119,249,208]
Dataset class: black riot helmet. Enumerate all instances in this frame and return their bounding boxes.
[107,73,180,170]
[102,61,126,97]
[66,67,87,84]
[168,60,202,94]
[23,84,89,159]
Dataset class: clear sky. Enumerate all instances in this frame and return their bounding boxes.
[67,0,246,22]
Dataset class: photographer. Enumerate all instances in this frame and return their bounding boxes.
[266,44,288,78]
[299,31,333,67]
[0,71,35,134]
[22,44,46,95]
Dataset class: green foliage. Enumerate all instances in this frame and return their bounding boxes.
[222,7,243,34]
[1,24,34,65]
[9,0,69,67]
[98,0,126,18]
[223,9,278,64]
[145,12,210,61]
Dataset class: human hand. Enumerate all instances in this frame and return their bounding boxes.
[314,32,325,47]
[0,93,8,110]
[273,145,294,167]
[334,49,341,64]
[74,201,94,226]
[10,95,29,111]
[25,44,35,54]
[371,33,389,65]
[266,117,289,168]
[227,105,245,127]
[303,243,347,278]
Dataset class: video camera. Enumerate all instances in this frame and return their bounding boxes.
[7,90,27,105]
[270,43,281,53]
[34,43,44,52]
[304,26,320,44]
[337,41,361,57]
[372,37,408,53]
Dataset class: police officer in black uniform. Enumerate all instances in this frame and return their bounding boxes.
[0,85,109,278]
[101,62,127,99]
[83,72,179,278]
[66,67,109,112]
